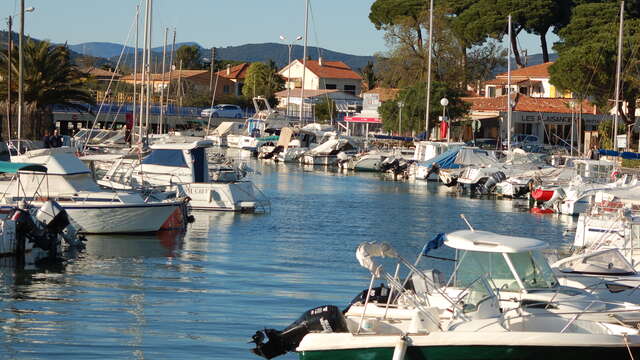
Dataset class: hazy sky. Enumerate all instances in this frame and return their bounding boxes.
[2,0,553,57]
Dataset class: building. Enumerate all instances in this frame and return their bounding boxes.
[274,88,361,121]
[484,62,571,99]
[344,88,400,137]
[278,58,363,97]
[463,93,604,146]
[80,67,121,82]
[215,63,250,96]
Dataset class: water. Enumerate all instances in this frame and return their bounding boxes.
[0,156,577,359]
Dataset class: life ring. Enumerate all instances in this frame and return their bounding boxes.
[611,170,620,180]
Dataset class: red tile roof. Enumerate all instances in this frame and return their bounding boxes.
[464,94,599,114]
[81,67,121,78]
[216,63,250,80]
[297,60,362,80]
[496,62,553,78]
[121,70,208,81]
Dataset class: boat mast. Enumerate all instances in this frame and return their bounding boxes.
[425,0,434,140]
[507,14,512,152]
[17,0,24,139]
[613,1,624,150]
[165,28,176,132]
[138,0,149,143]
[6,16,12,140]
[159,27,168,134]
[299,0,309,125]
[145,0,153,133]
[133,5,139,145]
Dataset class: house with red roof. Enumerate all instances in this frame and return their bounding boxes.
[215,63,250,96]
[278,58,362,97]
[485,62,571,99]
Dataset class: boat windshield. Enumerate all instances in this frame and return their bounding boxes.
[454,251,521,291]
[556,249,636,275]
[508,251,558,289]
[454,250,558,291]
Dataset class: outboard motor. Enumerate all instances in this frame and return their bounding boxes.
[481,171,506,194]
[35,200,70,234]
[250,305,348,359]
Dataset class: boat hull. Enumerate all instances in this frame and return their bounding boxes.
[300,345,640,360]
[63,202,183,234]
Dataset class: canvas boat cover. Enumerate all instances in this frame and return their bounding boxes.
[307,138,348,155]
[0,161,47,173]
[454,148,499,166]
[211,122,242,136]
[417,147,462,169]
[356,242,399,277]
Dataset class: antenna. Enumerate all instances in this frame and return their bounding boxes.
[459,214,475,232]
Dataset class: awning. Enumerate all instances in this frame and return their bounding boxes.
[0,162,47,173]
[345,116,382,124]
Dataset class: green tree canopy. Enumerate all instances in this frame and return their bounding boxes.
[0,40,95,138]
[550,2,640,130]
[176,45,202,69]
[379,81,469,135]
[241,62,285,106]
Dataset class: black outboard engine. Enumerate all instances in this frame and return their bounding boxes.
[35,200,70,234]
[250,305,348,359]
[481,171,506,194]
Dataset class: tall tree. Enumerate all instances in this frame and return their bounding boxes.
[378,81,469,135]
[550,1,640,146]
[175,45,202,70]
[0,40,95,138]
[360,61,378,91]
[242,62,284,106]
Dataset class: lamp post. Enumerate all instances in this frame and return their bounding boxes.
[440,98,449,142]
[397,101,404,136]
[569,100,576,156]
[280,34,302,119]
[17,3,35,140]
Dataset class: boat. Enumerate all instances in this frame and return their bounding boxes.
[300,137,357,166]
[0,146,189,234]
[250,238,640,359]
[205,121,245,147]
[227,97,290,151]
[98,139,267,212]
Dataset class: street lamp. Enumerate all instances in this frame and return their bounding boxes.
[397,101,404,136]
[440,97,449,142]
[17,3,36,140]
[6,5,35,140]
[280,34,303,118]
[569,100,577,156]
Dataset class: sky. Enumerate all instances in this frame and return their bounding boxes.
[2,0,554,58]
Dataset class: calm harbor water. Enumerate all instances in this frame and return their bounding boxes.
[0,153,577,359]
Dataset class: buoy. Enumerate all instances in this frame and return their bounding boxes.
[392,336,408,360]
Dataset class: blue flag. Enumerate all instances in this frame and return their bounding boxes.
[423,233,445,256]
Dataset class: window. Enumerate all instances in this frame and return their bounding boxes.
[223,85,230,94]
[519,87,528,95]
[344,84,356,95]
[325,84,337,90]
[488,87,496,98]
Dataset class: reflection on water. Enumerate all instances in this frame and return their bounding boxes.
[0,153,578,359]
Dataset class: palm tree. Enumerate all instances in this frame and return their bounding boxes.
[0,39,95,139]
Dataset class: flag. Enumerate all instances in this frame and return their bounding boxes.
[423,233,445,256]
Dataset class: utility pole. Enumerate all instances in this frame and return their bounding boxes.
[209,47,215,92]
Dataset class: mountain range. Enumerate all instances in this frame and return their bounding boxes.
[68,42,376,71]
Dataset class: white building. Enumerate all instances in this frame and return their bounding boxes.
[484,62,571,99]
[278,58,363,97]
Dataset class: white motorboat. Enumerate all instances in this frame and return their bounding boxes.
[227,97,290,151]
[205,121,245,147]
[411,141,464,180]
[553,248,640,305]
[0,146,188,234]
[250,239,640,360]
[300,137,357,166]
[98,140,267,212]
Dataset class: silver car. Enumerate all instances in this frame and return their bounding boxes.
[201,104,243,118]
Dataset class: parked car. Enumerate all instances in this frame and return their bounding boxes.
[503,134,541,148]
[466,138,498,149]
[201,104,243,118]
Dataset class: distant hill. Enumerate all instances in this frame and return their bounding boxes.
[68,41,375,71]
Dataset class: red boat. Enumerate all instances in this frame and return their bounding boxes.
[531,207,554,214]
[531,188,555,201]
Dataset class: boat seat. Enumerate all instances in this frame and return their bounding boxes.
[411,269,445,296]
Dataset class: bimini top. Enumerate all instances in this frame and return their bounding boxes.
[445,230,547,253]
[149,140,213,150]
[0,161,47,173]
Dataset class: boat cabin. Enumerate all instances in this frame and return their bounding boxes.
[143,140,213,183]
[573,159,615,182]
[445,230,559,292]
